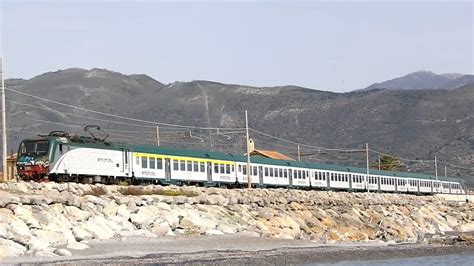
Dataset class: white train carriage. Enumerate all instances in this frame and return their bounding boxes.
[210,161,237,183]
[291,168,310,188]
[350,174,365,190]
[407,179,419,192]
[327,171,350,189]
[367,175,379,191]
[396,178,408,192]
[235,163,260,185]
[311,170,329,188]
[380,176,396,192]
[133,153,166,181]
[260,164,290,187]
[418,180,432,193]
[441,182,451,194]
[450,183,463,194]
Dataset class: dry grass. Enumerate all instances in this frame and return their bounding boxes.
[118,186,198,197]
[83,186,108,196]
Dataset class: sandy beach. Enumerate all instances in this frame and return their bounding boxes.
[3,234,473,265]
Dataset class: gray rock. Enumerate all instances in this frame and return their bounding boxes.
[64,206,91,222]
[130,206,160,227]
[54,248,72,256]
[66,241,89,250]
[0,238,27,257]
[34,229,68,246]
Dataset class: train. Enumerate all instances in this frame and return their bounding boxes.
[15,131,466,195]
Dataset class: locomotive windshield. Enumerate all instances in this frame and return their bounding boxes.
[19,140,49,156]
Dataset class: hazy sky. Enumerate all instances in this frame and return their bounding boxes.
[0,0,472,92]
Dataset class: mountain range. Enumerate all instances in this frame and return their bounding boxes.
[362,70,474,91]
[4,68,474,187]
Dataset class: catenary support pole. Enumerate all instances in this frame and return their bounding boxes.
[156,126,160,146]
[297,145,301,162]
[435,155,438,193]
[1,58,7,182]
[245,110,252,189]
[366,143,370,193]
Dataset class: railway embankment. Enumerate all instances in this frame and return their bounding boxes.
[0,181,473,258]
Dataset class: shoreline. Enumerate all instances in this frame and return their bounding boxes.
[3,235,474,265]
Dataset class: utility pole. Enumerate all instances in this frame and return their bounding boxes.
[435,155,438,193]
[378,158,381,170]
[245,110,251,189]
[366,143,370,193]
[156,126,160,146]
[1,58,7,182]
[297,145,301,162]
[444,165,447,178]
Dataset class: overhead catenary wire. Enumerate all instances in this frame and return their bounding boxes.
[6,88,245,131]
[249,128,364,153]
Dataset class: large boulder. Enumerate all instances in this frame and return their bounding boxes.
[0,238,27,258]
[129,206,160,227]
[34,229,68,246]
[64,206,91,222]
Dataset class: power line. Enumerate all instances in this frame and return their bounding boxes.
[6,88,245,131]
[9,100,218,133]
[369,149,434,163]
[249,128,364,152]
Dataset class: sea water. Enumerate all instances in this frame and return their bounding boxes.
[310,253,474,266]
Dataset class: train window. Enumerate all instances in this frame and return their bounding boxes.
[193,161,199,172]
[289,170,292,179]
[141,157,148,168]
[238,165,242,172]
[214,163,219,173]
[265,167,269,176]
[279,169,282,178]
[220,164,225,174]
[284,169,288,178]
[136,157,140,165]
[157,158,163,169]
[270,168,274,177]
[149,157,156,169]
[298,170,302,179]
[187,161,192,171]
[253,166,258,176]
[200,162,205,172]
[243,165,247,175]
[231,165,235,172]
[180,160,186,171]
[226,164,231,174]
[173,160,179,170]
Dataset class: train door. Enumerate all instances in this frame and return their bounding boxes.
[258,166,263,186]
[120,148,130,175]
[207,162,213,183]
[165,158,171,182]
[289,169,293,187]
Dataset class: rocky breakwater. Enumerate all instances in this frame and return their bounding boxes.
[0,182,473,258]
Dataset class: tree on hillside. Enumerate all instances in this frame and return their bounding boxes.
[373,155,406,171]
